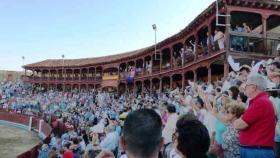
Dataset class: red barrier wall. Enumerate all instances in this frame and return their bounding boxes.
[0,110,52,158]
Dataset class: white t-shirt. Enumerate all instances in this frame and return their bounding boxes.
[277,43,280,51]
[120,154,128,158]
[204,113,217,138]
[170,148,182,158]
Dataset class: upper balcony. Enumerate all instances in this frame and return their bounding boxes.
[227,11,280,58]
[23,4,280,85]
[229,31,279,58]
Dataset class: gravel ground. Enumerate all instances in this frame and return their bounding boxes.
[0,125,40,158]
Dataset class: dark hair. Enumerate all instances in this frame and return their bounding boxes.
[238,92,248,103]
[48,150,58,158]
[222,91,229,96]
[167,105,176,113]
[236,80,243,87]
[271,61,280,69]
[229,86,239,100]
[64,142,71,149]
[72,137,79,145]
[216,87,221,93]
[196,97,204,108]
[176,119,210,158]
[240,67,251,73]
[123,109,162,158]
[267,89,279,98]
[85,150,100,158]
[178,113,198,122]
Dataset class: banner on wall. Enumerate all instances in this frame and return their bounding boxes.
[102,75,119,80]
[127,66,135,83]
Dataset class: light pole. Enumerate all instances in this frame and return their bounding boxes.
[22,56,25,66]
[22,56,25,77]
[62,54,65,91]
[152,24,157,59]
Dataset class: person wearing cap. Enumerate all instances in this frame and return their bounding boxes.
[233,74,276,158]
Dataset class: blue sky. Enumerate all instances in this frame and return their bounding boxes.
[0,0,214,71]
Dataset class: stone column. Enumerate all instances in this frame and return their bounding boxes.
[207,23,212,54]
[195,34,199,60]
[72,69,74,80]
[170,76,173,89]
[208,65,212,83]
[141,81,144,95]
[193,70,197,82]
[182,73,185,90]
[48,69,51,81]
[79,69,82,81]
[262,14,268,54]
[160,53,162,72]
[87,68,89,80]
[150,79,152,93]
[159,78,162,93]
[224,62,229,79]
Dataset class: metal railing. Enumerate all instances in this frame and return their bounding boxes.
[24,48,226,84]
[229,31,280,56]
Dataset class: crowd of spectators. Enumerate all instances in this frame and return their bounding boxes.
[0,56,280,158]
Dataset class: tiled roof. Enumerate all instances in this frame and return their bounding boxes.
[24,47,150,68]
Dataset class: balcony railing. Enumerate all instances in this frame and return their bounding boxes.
[24,48,228,84]
[152,66,160,73]
[95,76,102,81]
[229,31,279,56]
[267,33,280,56]
[136,68,144,76]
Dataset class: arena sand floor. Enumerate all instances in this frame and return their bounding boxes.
[0,125,40,158]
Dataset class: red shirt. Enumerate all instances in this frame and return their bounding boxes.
[63,150,74,158]
[240,92,275,147]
